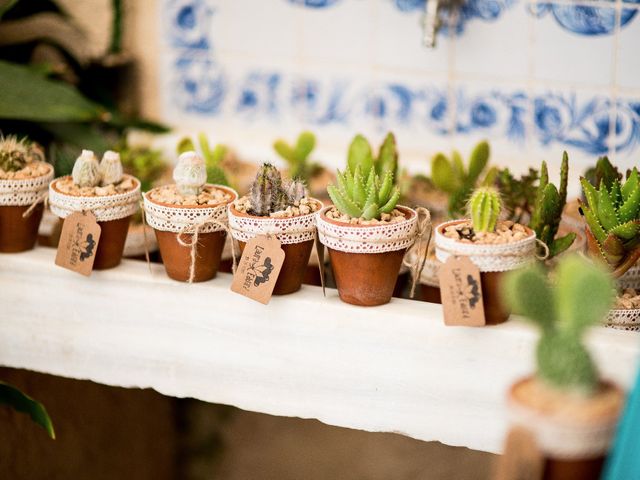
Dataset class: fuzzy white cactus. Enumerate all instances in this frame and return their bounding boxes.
[99,150,124,186]
[173,151,207,196]
[72,150,100,187]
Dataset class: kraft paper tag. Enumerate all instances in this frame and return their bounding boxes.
[440,255,485,326]
[494,427,544,480]
[231,235,285,304]
[55,211,101,276]
[315,231,326,296]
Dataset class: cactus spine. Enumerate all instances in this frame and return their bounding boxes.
[248,163,293,216]
[0,135,43,172]
[468,187,501,232]
[173,151,207,196]
[502,255,614,394]
[286,178,307,205]
[99,150,124,186]
[72,150,100,187]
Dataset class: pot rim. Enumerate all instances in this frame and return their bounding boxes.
[145,184,238,210]
[228,197,324,220]
[0,161,54,184]
[436,218,535,243]
[50,174,141,199]
[318,204,416,229]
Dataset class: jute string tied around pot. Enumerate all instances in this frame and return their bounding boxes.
[405,207,432,298]
[21,191,48,218]
[0,163,54,215]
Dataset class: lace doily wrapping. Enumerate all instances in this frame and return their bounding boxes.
[617,264,640,290]
[316,206,418,254]
[508,398,619,459]
[228,199,322,245]
[0,164,53,207]
[143,186,237,234]
[435,220,537,272]
[49,175,140,222]
[606,309,640,332]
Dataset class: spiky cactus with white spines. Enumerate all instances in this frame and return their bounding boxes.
[99,150,124,186]
[72,150,100,188]
[248,163,289,216]
[468,186,502,233]
[0,135,44,172]
[286,178,307,205]
[173,151,207,196]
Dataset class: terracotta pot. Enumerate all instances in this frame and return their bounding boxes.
[435,219,537,325]
[144,185,237,283]
[507,376,624,480]
[317,206,419,307]
[228,200,321,295]
[419,284,442,304]
[0,204,44,252]
[49,175,141,271]
[237,238,314,295]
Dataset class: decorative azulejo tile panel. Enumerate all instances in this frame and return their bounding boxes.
[159,0,640,174]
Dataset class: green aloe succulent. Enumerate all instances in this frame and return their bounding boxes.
[580,167,640,276]
[431,140,497,218]
[503,255,614,395]
[529,153,576,258]
[584,156,622,192]
[468,186,501,233]
[273,131,320,183]
[177,133,229,186]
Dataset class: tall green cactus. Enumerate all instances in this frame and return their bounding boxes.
[529,153,576,258]
[177,133,229,186]
[468,187,501,233]
[347,132,398,182]
[580,167,640,276]
[502,255,614,395]
[273,131,318,182]
[431,140,496,218]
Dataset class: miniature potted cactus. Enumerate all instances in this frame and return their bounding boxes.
[501,255,624,480]
[0,135,53,252]
[227,163,322,295]
[49,149,140,269]
[143,151,237,282]
[435,186,536,324]
[316,133,422,306]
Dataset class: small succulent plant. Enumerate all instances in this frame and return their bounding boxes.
[580,167,640,276]
[494,167,539,224]
[173,151,207,196]
[503,255,614,395]
[529,153,576,258]
[431,140,497,218]
[177,133,229,186]
[72,150,100,187]
[468,186,501,233]
[273,131,321,183]
[0,135,44,172]
[117,141,166,192]
[99,150,124,186]
[348,132,398,181]
[248,163,308,216]
[584,156,622,192]
[327,166,400,221]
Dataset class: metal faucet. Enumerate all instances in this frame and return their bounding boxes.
[421,0,464,48]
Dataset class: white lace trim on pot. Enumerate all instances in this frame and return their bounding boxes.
[316,205,418,254]
[508,398,618,459]
[606,308,640,332]
[434,220,537,272]
[143,192,233,234]
[49,175,141,222]
[228,200,321,245]
[617,264,640,290]
[0,165,54,207]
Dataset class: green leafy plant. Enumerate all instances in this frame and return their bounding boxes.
[494,167,539,224]
[0,134,44,171]
[584,156,622,192]
[529,153,576,258]
[1,381,55,438]
[468,186,501,233]
[177,133,229,186]
[117,142,166,192]
[430,140,496,218]
[580,167,640,276]
[502,255,614,395]
[248,163,307,216]
[347,132,398,181]
[273,131,321,183]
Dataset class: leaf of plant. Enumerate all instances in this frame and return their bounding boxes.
[580,177,599,211]
[0,60,103,121]
[328,184,361,218]
[502,264,555,331]
[597,181,620,231]
[376,132,397,178]
[622,167,639,200]
[273,140,294,163]
[379,188,400,213]
[177,137,196,155]
[549,232,576,258]
[430,153,455,193]
[294,131,315,161]
[610,220,640,240]
[198,133,213,163]
[618,185,640,223]
[0,381,55,439]
[467,140,489,183]
[581,204,607,245]
[347,134,373,178]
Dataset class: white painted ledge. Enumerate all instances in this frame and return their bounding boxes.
[1,247,639,454]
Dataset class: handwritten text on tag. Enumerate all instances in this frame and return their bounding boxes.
[439,255,485,326]
[55,211,101,276]
[231,235,285,304]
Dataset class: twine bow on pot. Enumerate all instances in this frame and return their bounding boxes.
[406,207,433,299]
[21,191,49,218]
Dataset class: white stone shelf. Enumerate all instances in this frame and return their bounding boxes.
[1,247,639,454]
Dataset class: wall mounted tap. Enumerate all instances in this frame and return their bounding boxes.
[421,0,464,48]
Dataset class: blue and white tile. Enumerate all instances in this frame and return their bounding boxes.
[607,95,640,172]
[454,0,531,81]
[530,2,616,87]
[616,7,640,90]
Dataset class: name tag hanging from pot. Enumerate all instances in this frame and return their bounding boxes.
[231,235,285,304]
[55,211,102,276]
[439,255,485,326]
